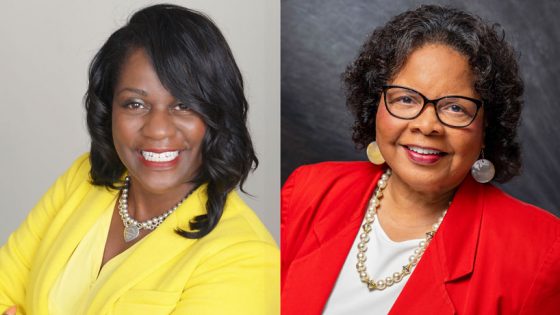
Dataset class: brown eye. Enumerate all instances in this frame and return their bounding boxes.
[173,103,192,111]
[124,101,146,110]
[449,104,465,113]
[396,96,416,104]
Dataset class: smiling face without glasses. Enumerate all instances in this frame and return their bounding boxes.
[112,49,206,195]
[376,44,484,195]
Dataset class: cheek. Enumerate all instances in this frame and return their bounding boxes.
[375,103,402,143]
[111,113,122,145]
[451,120,485,161]
[112,112,139,148]
[178,117,207,148]
[467,115,485,147]
[187,121,206,141]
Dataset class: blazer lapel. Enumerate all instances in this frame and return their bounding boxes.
[28,184,118,315]
[390,176,484,314]
[86,185,208,314]
[282,169,382,315]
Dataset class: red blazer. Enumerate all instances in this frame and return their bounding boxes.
[281,162,560,314]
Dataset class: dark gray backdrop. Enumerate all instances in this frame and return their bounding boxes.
[282,0,560,216]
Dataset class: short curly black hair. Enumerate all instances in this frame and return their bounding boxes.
[344,4,523,183]
[85,4,257,238]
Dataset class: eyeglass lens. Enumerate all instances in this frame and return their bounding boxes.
[384,87,478,127]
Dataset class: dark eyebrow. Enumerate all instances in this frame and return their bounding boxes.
[115,87,148,96]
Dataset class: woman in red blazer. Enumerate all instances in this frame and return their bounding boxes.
[281,5,560,315]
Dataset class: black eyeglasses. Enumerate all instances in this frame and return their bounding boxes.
[382,85,483,128]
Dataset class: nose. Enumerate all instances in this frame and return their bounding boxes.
[142,107,176,140]
[409,102,444,135]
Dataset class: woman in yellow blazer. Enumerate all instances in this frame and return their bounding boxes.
[0,4,278,315]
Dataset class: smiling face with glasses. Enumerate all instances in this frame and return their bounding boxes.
[375,44,485,197]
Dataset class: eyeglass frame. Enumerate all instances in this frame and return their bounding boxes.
[381,84,484,128]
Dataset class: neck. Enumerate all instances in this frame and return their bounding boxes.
[126,179,195,221]
[379,170,454,234]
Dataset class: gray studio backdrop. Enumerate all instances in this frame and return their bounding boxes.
[282,0,560,216]
[0,0,280,243]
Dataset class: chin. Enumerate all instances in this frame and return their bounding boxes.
[144,179,182,194]
[129,170,189,194]
[390,164,464,195]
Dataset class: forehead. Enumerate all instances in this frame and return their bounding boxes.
[391,44,477,98]
[113,48,173,97]
[116,49,156,83]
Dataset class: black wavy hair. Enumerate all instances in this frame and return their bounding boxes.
[344,5,523,183]
[85,4,258,238]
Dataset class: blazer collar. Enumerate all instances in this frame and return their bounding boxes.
[282,166,383,315]
[29,184,118,315]
[313,167,382,245]
[435,175,484,282]
[390,175,485,314]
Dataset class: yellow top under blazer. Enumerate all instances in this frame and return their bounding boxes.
[0,154,279,315]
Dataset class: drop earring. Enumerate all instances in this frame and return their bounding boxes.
[471,150,495,183]
[366,141,385,165]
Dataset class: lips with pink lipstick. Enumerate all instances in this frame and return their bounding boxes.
[403,145,448,165]
[139,149,181,168]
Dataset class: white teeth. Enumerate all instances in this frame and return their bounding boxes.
[142,151,179,162]
[408,146,442,155]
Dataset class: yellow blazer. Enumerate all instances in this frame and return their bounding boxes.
[0,154,279,315]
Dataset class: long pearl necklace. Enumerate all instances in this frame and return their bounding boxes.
[356,169,447,291]
[118,176,192,242]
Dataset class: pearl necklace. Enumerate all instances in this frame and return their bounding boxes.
[118,176,193,242]
[356,169,447,291]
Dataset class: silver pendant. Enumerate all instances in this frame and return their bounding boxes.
[124,225,140,242]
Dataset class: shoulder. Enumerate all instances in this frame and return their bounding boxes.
[281,162,382,258]
[286,161,378,185]
[34,153,94,211]
[218,191,277,246]
[477,185,560,274]
[182,190,279,291]
[482,184,560,237]
[166,191,279,315]
[282,161,382,206]
[193,190,278,259]
[57,153,93,192]
[478,186,560,311]
[476,184,560,253]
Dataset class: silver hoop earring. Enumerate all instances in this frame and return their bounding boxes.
[471,151,495,183]
[366,141,385,165]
